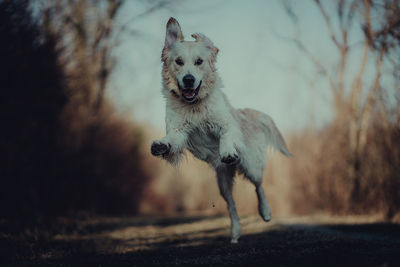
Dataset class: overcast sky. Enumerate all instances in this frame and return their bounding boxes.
[107,0,366,132]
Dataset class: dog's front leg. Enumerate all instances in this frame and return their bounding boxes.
[151,124,188,165]
[219,121,243,165]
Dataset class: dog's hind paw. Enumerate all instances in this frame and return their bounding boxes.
[151,141,171,156]
[259,203,271,222]
[261,213,271,222]
[221,154,239,165]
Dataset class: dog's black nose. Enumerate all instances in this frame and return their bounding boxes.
[183,74,195,88]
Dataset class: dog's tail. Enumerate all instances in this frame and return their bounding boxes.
[258,113,292,157]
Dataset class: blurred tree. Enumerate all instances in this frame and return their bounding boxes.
[39,0,172,146]
[0,0,171,218]
[41,0,123,114]
[40,0,170,113]
[282,0,400,217]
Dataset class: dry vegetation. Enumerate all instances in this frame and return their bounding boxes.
[281,0,400,218]
[1,0,399,221]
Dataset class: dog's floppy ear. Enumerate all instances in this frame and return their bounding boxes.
[165,17,183,49]
[191,33,219,61]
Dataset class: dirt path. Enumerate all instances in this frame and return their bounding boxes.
[1,214,399,266]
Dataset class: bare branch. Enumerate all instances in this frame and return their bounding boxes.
[272,30,338,94]
[282,0,298,24]
[114,0,170,41]
[357,51,384,155]
[314,0,342,49]
[350,41,370,115]
[314,0,350,97]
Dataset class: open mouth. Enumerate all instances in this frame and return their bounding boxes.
[178,80,202,102]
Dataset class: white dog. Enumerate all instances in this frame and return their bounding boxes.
[151,18,291,243]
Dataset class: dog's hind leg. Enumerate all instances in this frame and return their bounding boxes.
[215,165,241,243]
[247,172,271,222]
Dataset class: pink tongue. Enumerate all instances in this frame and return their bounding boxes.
[183,91,194,97]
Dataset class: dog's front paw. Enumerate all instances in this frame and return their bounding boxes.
[221,153,239,165]
[151,141,171,156]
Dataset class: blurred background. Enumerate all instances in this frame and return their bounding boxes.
[1,0,399,220]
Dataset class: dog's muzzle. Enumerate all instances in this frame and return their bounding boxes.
[178,80,202,103]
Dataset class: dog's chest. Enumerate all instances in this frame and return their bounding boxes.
[187,123,221,163]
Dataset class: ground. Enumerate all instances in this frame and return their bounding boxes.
[1,214,399,266]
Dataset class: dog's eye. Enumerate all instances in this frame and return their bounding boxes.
[175,58,184,66]
[195,58,203,66]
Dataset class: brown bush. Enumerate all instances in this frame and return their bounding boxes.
[286,116,400,218]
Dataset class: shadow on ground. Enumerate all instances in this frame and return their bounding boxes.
[1,215,399,266]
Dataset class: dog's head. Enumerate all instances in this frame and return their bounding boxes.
[161,18,219,104]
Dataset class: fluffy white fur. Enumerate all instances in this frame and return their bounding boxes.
[151,18,291,243]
